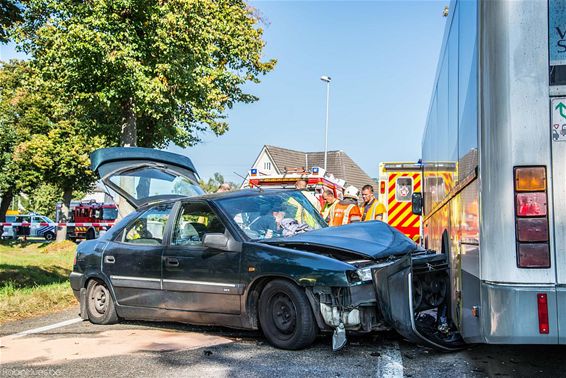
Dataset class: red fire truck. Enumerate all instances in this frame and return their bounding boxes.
[56,200,118,241]
[244,166,345,208]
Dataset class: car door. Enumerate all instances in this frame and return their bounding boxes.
[162,201,242,314]
[102,203,174,308]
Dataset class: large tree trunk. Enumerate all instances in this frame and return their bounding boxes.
[0,187,14,237]
[117,97,137,219]
[121,97,137,147]
[0,187,14,222]
[56,188,73,242]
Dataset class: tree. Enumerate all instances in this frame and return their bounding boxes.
[14,121,105,240]
[0,60,46,222]
[0,0,22,43]
[16,0,276,148]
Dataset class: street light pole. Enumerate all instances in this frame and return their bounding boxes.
[320,75,331,171]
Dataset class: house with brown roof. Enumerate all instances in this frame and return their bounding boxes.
[247,145,375,190]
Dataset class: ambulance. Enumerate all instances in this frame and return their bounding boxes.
[378,162,422,242]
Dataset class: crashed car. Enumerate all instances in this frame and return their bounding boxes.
[70,147,462,351]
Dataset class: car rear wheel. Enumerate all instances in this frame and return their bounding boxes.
[258,279,317,350]
[86,280,118,325]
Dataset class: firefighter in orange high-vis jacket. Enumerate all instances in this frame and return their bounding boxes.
[360,184,386,221]
[328,186,362,226]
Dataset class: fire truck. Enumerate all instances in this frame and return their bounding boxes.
[244,166,345,208]
[378,162,422,242]
[56,200,118,241]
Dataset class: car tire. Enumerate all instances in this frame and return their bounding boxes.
[86,279,119,325]
[44,231,55,241]
[258,279,317,350]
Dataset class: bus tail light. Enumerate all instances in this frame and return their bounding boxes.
[514,166,550,268]
[537,293,549,334]
[516,218,548,242]
[515,167,546,191]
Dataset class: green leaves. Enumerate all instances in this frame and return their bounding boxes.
[17,0,276,148]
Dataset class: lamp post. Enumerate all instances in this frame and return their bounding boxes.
[320,75,331,171]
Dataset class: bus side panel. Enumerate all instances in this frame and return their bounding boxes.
[559,289,566,345]
[455,181,482,343]
[480,283,558,344]
[480,0,555,284]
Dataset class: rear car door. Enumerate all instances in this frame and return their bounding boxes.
[162,201,242,314]
[102,203,174,308]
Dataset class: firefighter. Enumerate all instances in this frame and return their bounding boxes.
[294,180,321,212]
[360,184,386,221]
[322,189,338,223]
[328,186,362,226]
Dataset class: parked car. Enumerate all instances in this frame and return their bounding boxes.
[70,147,461,351]
[2,214,56,241]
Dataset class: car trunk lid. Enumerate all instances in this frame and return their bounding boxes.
[90,147,205,210]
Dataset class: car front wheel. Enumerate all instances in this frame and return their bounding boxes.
[86,279,119,325]
[258,279,317,350]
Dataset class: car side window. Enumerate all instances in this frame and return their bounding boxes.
[123,203,173,245]
[172,202,225,246]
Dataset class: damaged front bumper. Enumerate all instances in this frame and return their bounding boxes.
[310,252,463,351]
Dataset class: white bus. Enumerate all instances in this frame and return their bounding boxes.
[412,0,565,345]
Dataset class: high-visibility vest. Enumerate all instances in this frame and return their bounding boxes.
[360,199,386,221]
[329,202,362,226]
[322,200,338,223]
[288,197,318,228]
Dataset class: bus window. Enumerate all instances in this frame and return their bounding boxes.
[396,177,413,202]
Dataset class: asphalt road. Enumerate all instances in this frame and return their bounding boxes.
[1,306,565,377]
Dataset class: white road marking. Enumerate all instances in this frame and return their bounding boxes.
[9,318,83,339]
[376,341,403,378]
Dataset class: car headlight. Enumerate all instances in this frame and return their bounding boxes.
[355,267,373,282]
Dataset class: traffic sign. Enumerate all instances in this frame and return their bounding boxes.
[551,98,566,142]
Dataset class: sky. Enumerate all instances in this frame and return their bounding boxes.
[1,0,447,185]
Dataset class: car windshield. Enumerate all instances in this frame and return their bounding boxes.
[102,208,118,220]
[217,191,327,240]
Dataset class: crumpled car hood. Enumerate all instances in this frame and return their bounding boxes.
[261,221,423,260]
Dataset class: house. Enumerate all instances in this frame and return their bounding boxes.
[247,145,375,190]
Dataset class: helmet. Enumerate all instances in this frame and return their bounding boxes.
[344,185,359,200]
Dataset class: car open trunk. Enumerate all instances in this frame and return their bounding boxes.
[91,147,205,210]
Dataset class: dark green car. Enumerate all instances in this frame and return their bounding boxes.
[70,148,461,351]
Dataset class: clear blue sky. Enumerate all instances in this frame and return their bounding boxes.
[1,1,447,185]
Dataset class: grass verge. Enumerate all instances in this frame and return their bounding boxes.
[0,240,78,323]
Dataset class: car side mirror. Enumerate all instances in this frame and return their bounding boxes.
[412,192,423,216]
[203,233,229,250]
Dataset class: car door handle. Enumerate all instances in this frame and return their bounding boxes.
[104,255,115,264]
[166,257,179,267]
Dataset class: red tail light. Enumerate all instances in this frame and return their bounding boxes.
[537,293,549,334]
[514,166,550,268]
[516,218,549,242]
[380,181,386,195]
[516,193,547,216]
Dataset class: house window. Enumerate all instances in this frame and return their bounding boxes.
[264,162,271,170]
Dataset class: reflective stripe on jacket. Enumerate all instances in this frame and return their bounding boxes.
[360,199,386,221]
[329,202,362,226]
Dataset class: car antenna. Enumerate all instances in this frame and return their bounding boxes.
[233,171,263,192]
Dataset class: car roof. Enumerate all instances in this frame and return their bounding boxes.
[136,188,296,211]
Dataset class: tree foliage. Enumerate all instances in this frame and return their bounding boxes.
[0,0,22,43]
[16,0,276,147]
